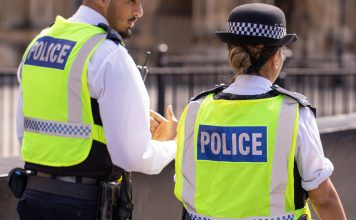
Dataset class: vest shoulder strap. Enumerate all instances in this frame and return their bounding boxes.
[271,84,316,116]
[271,84,310,107]
[98,23,123,46]
[190,84,228,102]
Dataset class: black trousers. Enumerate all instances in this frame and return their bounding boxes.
[17,189,98,220]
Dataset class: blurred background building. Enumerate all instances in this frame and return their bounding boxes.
[0,0,356,68]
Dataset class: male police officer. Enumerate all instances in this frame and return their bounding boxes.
[15,0,177,219]
[174,3,346,220]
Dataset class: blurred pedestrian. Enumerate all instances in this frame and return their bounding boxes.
[174,3,346,220]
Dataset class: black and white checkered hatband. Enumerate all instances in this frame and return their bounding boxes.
[227,22,286,39]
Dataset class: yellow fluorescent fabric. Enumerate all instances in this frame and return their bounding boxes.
[175,93,310,219]
[195,95,282,218]
[175,105,189,202]
[21,16,107,166]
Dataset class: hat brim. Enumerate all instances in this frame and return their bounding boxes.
[215,32,297,46]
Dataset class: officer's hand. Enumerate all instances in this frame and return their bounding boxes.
[150,105,177,141]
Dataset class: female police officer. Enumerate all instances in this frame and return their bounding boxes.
[174,3,346,220]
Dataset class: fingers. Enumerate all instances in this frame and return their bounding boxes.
[150,110,167,123]
[166,105,177,122]
[149,106,177,141]
[150,110,165,139]
[150,116,160,129]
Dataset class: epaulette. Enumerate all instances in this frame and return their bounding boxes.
[190,84,228,102]
[271,84,317,117]
[98,23,124,46]
[270,84,311,107]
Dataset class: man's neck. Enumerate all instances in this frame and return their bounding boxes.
[69,5,108,26]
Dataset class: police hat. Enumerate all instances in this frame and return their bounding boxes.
[216,3,297,46]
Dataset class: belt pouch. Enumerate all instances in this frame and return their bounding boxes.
[114,172,133,220]
[98,181,121,220]
[7,168,28,198]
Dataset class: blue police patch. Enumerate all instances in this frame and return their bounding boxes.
[197,125,267,162]
[24,36,76,70]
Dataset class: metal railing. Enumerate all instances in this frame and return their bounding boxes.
[1,66,356,157]
[0,70,19,158]
[147,66,356,117]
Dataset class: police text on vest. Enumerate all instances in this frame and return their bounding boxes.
[25,36,76,70]
[197,125,267,162]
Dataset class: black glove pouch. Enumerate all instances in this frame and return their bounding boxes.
[114,172,133,220]
[7,167,28,198]
[98,181,120,220]
[97,172,133,220]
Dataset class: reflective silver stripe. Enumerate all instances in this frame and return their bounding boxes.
[19,62,23,80]
[270,97,298,215]
[24,117,91,138]
[182,98,204,213]
[187,210,294,220]
[68,34,106,123]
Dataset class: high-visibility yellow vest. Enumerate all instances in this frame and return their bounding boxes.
[175,93,311,220]
[21,16,107,167]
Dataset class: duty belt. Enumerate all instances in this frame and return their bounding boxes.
[35,171,98,184]
[26,174,99,200]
